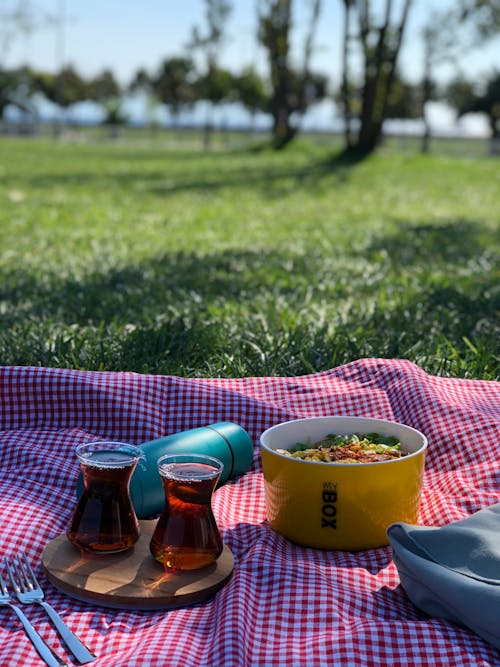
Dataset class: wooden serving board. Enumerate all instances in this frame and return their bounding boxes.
[41,520,234,610]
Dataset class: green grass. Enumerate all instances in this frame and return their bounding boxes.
[0,135,499,379]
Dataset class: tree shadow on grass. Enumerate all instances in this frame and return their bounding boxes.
[1,219,496,329]
[1,214,498,375]
[2,147,367,199]
[363,217,499,332]
[0,248,317,325]
[365,218,500,266]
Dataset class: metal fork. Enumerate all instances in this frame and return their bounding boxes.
[0,570,66,667]
[5,554,96,664]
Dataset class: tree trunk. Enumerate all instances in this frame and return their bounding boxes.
[203,104,213,150]
[420,75,432,154]
[421,119,431,154]
[356,0,392,151]
[259,0,323,149]
[266,0,294,148]
[341,0,353,148]
[420,27,433,154]
[272,111,296,148]
[488,114,499,156]
[356,0,413,154]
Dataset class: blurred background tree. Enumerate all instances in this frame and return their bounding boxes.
[340,0,413,154]
[419,18,453,154]
[422,0,500,155]
[0,0,38,63]
[446,71,500,155]
[152,56,197,125]
[188,0,232,148]
[194,63,234,143]
[0,1,39,125]
[455,0,500,40]
[89,68,120,104]
[34,65,88,124]
[0,65,37,120]
[232,65,269,134]
[257,0,326,149]
[88,68,126,136]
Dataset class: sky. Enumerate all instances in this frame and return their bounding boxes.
[2,0,499,135]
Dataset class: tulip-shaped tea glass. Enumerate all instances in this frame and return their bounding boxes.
[150,453,224,570]
[67,441,142,553]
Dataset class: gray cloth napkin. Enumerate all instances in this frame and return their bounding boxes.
[387,502,500,650]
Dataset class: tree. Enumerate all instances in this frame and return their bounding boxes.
[194,63,233,109]
[188,0,232,148]
[335,69,421,132]
[418,0,500,154]
[340,0,355,148]
[257,0,326,149]
[419,16,454,154]
[340,0,413,154]
[232,66,269,131]
[0,0,39,62]
[129,68,164,134]
[455,0,500,40]
[444,77,476,119]
[190,0,232,69]
[101,99,128,136]
[258,0,293,146]
[35,65,88,113]
[0,66,36,120]
[446,72,500,155]
[129,67,151,94]
[89,68,120,103]
[87,68,126,135]
[152,56,197,124]
[384,71,421,121]
[0,1,44,127]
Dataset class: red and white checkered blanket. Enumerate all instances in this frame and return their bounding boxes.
[0,359,499,666]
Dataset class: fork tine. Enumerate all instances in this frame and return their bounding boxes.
[4,557,19,593]
[13,555,32,592]
[21,553,38,590]
[0,572,7,595]
[5,557,25,593]
[10,557,21,587]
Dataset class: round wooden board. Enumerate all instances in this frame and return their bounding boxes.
[41,520,234,610]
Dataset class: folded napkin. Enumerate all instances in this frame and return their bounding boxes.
[387,502,500,650]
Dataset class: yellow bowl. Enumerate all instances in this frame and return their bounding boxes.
[260,416,427,551]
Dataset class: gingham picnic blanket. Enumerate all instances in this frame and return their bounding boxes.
[0,359,499,667]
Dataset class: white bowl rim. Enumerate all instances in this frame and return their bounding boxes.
[260,415,428,467]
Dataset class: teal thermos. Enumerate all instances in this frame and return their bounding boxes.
[75,422,254,518]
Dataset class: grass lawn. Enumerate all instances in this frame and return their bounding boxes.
[0,135,499,379]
